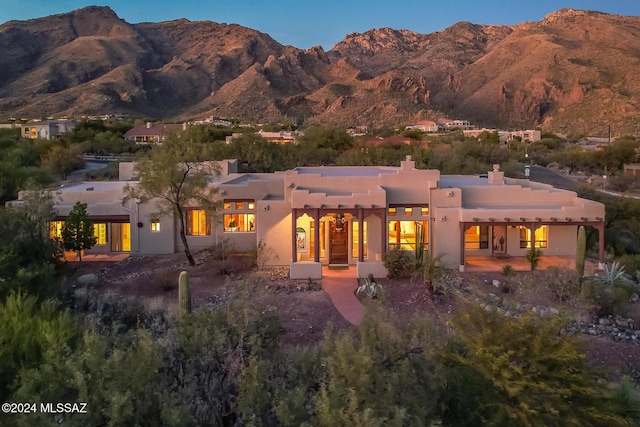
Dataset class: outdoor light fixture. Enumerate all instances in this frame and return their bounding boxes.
[332,213,347,233]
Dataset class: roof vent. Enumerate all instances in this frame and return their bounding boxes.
[85,187,94,191]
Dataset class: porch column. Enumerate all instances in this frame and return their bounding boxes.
[381,209,387,258]
[358,208,364,262]
[314,208,320,263]
[597,222,605,264]
[291,209,297,263]
[529,223,536,250]
[459,222,466,271]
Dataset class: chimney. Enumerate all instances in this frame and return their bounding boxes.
[487,164,504,184]
[182,122,187,131]
[146,122,152,129]
[401,155,415,170]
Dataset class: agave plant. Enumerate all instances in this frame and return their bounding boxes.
[592,261,632,287]
[356,273,383,299]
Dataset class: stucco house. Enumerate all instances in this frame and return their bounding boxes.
[21,120,78,140]
[124,122,187,143]
[27,157,605,279]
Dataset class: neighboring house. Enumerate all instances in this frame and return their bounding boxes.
[257,130,298,144]
[463,129,542,144]
[440,119,474,130]
[406,120,438,133]
[362,136,418,147]
[21,120,78,140]
[16,158,605,279]
[624,164,640,179]
[124,122,187,143]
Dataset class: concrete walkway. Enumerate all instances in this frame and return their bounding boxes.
[321,267,364,325]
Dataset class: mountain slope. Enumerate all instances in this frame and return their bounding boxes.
[0,7,639,135]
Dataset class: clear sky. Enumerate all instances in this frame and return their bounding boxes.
[1,0,639,50]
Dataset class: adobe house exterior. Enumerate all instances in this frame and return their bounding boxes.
[34,157,605,279]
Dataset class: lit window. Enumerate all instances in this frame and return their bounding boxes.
[223,202,231,210]
[235,202,243,209]
[388,220,428,251]
[519,226,548,248]
[421,207,429,216]
[224,213,255,232]
[186,209,210,236]
[465,226,489,249]
[352,221,368,258]
[248,202,255,210]
[93,223,108,245]
[50,221,64,239]
[151,219,160,232]
[388,207,397,216]
[404,207,413,215]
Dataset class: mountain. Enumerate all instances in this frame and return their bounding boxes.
[1,6,639,135]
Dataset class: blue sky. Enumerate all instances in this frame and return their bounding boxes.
[1,0,640,49]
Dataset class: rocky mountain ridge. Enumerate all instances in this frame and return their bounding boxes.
[1,6,639,136]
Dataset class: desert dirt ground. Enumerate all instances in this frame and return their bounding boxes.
[67,249,640,383]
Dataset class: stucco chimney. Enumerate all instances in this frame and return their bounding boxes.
[401,155,415,170]
[182,122,187,131]
[146,122,152,129]
[487,164,504,184]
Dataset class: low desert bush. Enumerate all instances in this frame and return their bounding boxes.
[583,261,637,316]
[383,248,413,279]
[154,269,179,292]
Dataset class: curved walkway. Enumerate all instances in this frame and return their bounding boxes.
[321,267,364,325]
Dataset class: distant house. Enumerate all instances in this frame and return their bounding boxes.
[463,129,541,144]
[624,164,640,179]
[124,122,187,143]
[363,136,417,147]
[257,130,298,144]
[440,119,474,130]
[406,120,438,133]
[21,120,78,140]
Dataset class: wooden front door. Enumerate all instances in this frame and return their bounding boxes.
[329,215,348,264]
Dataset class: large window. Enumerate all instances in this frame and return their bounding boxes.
[388,220,428,251]
[186,209,211,236]
[465,226,489,249]
[352,220,368,258]
[93,223,108,245]
[519,226,548,248]
[50,221,64,239]
[224,213,255,232]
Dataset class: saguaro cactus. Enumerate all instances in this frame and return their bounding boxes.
[179,271,191,316]
[576,226,586,283]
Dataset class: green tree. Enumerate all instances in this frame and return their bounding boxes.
[0,187,61,299]
[126,135,220,266]
[41,143,84,180]
[61,202,97,266]
[438,304,639,427]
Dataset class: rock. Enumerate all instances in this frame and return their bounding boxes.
[492,279,501,288]
[76,273,99,286]
[599,318,611,326]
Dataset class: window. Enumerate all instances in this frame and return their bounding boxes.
[223,202,231,210]
[224,213,255,232]
[388,220,428,251]
[93,223,108,245]
[388,207,397,216]
[404,207,413,215]
[151,219,160,232]
[50,221,64,239]
[519,226,548,248]
[235,202,243,209]
[352,220,368,258]
[186,209,210,236]
[248,202,255,210]
[465,226,489,249]
[421,207,429,216]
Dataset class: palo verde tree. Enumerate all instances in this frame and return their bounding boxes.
[126,134,220,266]
[61,201,97,266]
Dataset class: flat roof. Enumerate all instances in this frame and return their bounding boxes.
[295,167,397,177]
[56,181,128,192]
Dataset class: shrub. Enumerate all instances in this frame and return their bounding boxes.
[526,248,543,271]
[383,248,413,279]
[546,266,581,301]
[583,261,637,316]
[619,253,640,282]
[210,237,236,261]
[500,264,515,276]
[154,269,179,292]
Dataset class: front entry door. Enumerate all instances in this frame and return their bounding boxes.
[329,214,348,264]
[492,225,507,256]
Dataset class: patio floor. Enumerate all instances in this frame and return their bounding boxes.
[464,255,597,273]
